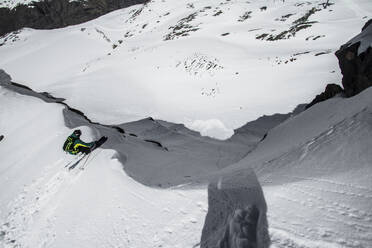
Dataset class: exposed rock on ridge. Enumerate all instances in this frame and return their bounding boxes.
[306,83,343,109]
[307,19,372,108]
[335,19,372,97]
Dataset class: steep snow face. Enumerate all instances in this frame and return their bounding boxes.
[230,88,372,247]
[67,114,253,187]
[1,0,371,139]
[0,68,268,247]
[0,87,207,248]
[0,69,254,187]
[0,79,268,248]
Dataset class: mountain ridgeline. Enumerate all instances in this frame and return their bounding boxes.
[0,0,149,36]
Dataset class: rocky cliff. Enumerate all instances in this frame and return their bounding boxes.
[0,0,149,36]
[306,19,372,108]
[335,19,372,97]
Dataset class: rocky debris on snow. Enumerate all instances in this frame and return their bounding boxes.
[271,51,310,65]
[165,5,225,40]
[177,53,223,76]
[201,84,220,97]
[200,168,270,248]
[319,1,334,9]
[306,34,325,41]
[213,10,223,16]
[0,135,4,142]
[126,5,145,23]
[256,7,321,41]
[238,11,252,22]
[306,84,343,109]
[0,29,21,47]
[164,12,200,40]
[95,28,111,43]
[314,50,331,56]
[335,19,372,97]
[0,0,149,36]
[275,13,294,22]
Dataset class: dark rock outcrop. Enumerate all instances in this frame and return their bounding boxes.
[200,168,270,248]
[306,83,343,109]
[335,19,372,97]
[362,19,372,31]
[0,0,149,36]
[0,69,11,83]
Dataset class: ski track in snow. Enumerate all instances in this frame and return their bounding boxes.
[0,157,89,248]
[258,107,372,248]
[267,178,372,248]
[0,151,207,248]
[265,176,372,246]
[1,0,372,247]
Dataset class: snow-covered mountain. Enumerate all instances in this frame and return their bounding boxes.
[1,0,371,139]
[1,0,372,247]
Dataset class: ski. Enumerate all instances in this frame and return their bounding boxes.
[68,154,88,170]
[64,153,84,168]
[79,153,93,170]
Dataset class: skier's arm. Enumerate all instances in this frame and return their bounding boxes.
[75,139,95,148]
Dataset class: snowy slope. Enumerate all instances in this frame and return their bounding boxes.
[2,74,371,248]
[1,0,371,139]
[228,87,372,247]
[0,70,268,247]
[0,84,207,248]
[1,0,372,247]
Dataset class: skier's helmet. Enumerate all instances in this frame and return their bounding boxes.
[73,129,82,137]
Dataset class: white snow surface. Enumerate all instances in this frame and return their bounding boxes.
[230,87,372,247]
[0,80,269,248]
[0,88,210,248]
[1,76,372,248]
[0,0,371,139]
[1,0,372,247]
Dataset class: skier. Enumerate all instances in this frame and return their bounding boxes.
[63,129,107,155]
